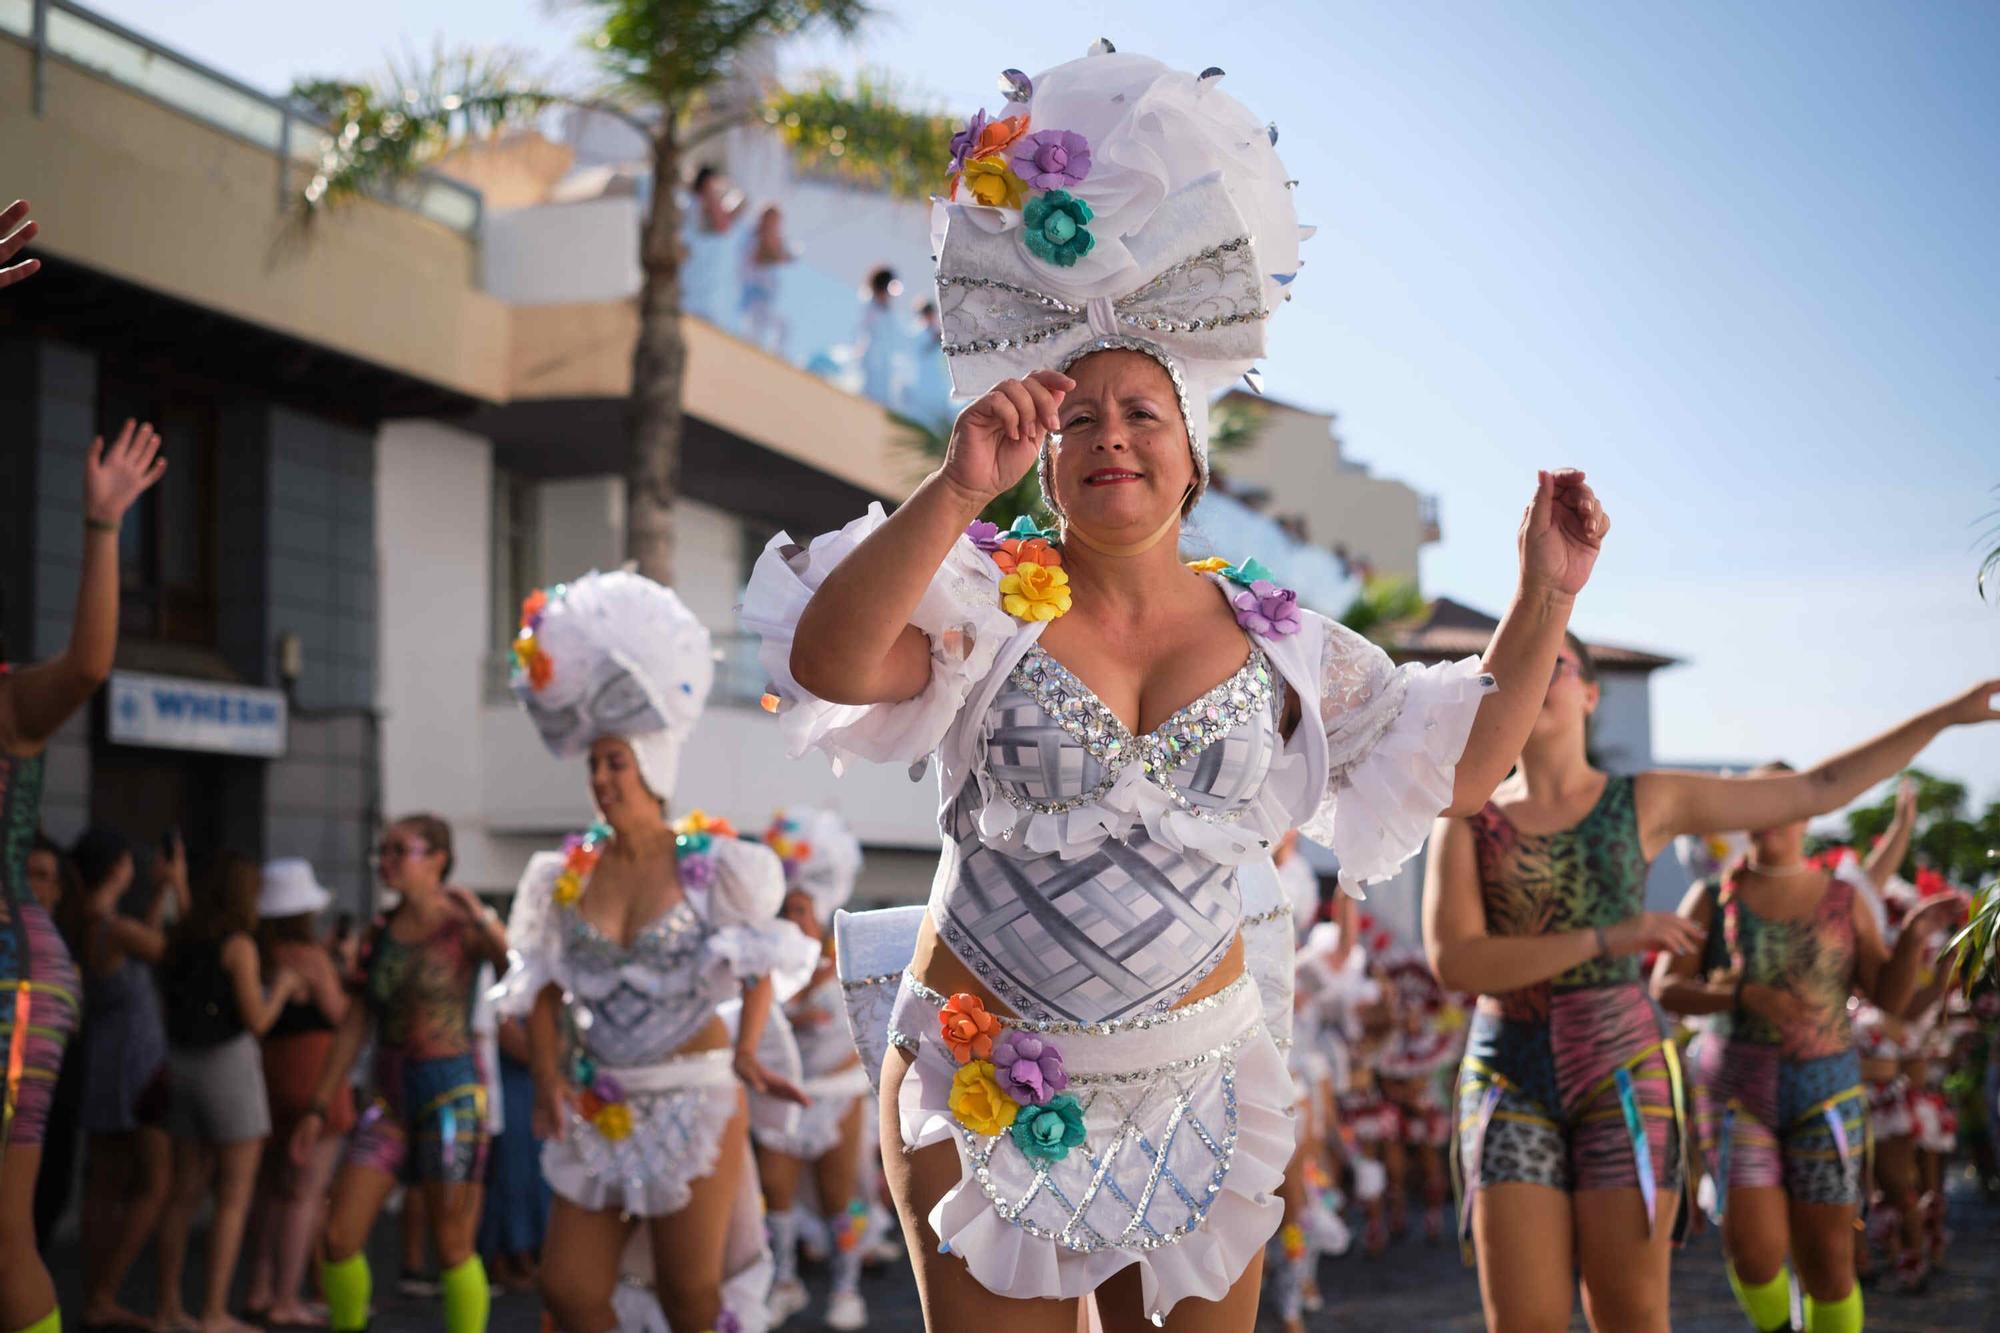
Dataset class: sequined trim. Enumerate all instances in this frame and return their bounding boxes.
[900,970,1255,1038]
[999,645,1277,818]
[1240,903,1291,928]
[840,970,905,993]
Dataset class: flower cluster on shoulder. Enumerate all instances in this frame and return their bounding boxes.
[672,809,738,888]
[1187,554,1302,638]
[553,820,610,906]
[937,992,1087,1161]
[970,515,1072,623]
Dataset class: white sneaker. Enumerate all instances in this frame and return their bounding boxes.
[825,1289,868,1331]
[767,1277,810,1325]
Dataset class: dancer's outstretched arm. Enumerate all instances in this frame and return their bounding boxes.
[1442,469,1608,816]
[1635,681,2000,857]
[1863,776,1919,889]
[6,420,165,745]
[1424,813,1702,995]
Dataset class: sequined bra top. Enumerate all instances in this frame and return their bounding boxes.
[559,898,728,1069]
[931,642,1287,1025]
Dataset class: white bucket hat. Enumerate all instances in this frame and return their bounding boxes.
[260,857,332,918]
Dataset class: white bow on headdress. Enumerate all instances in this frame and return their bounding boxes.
[936,175,1270,393]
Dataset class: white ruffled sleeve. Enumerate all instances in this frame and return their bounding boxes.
[490,852,566,1017]
[697,838,821,1002]
[1296,616,1493,892]
[741,502,1020,774]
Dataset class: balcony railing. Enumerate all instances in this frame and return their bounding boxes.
[3,0,481,234]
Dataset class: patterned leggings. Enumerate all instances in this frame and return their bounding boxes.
[1691,1037,1865,1207]
[1454,985,1688,1239]
[0,897,80,1149]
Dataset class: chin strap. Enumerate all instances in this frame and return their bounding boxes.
[1060,483,1194,558]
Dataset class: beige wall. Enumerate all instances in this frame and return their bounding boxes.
[1221,398,1433,582]
[509,300,913,502]
[0,43,511,402]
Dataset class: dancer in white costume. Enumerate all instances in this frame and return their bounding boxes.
[754,809,876,1330]
[744,42,1610,1330]
[492,572,816,1333]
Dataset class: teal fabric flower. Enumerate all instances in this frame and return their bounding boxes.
[1223,557,1278,587]
[1022,191,1096,269]
[1009,1092,1088,1162]
[1006,515,1058,543]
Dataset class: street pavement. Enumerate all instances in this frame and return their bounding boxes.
[50,1175,2000,1330]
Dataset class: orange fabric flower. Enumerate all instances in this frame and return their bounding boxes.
[519,588,548,628]
[974,115,1031,161]
[992,536,1062,575]
[939,992,1001,1064]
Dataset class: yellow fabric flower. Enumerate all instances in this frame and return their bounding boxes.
[553,870,583,906]
[960,156,1029,209]
[592,1100,633,1141]
[1000,564,1072,622]
[949,1060,1019,1136]
[1185,556,1232,574]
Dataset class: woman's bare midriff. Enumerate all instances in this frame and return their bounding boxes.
[676,1014,732,1057]
[906,910,1246,1021]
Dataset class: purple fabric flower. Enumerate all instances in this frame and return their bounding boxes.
[990,1030,1068,1105]
[948,108,990,175]
[590,1073,625,1104]
[679,851,716,888]
[1011,130,1092,191]
[1232,580,1302,637]
[966,519,1004,552]
[716,1313,742,1333]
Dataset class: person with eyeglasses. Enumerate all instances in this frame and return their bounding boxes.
[292,814,508,1333]
[1424,630,1999,1333]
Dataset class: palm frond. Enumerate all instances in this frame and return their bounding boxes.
[1339,576,1427,645]
[292,44,563,214]
[1976,484,2000,602]
[765,69,956,202]
[1208,396,1267,459]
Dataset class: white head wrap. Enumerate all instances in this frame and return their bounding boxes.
[508,570,713,802]
[933,44,1304,513]
[764,807,864,921]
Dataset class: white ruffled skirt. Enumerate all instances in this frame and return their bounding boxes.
[885,972,1295,1321]
[542,1048,740,1218]
[753,1061,872,1160]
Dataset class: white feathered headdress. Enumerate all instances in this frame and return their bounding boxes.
[763,807,864,921]
[934,42,1305,508]
[509,571,713,801]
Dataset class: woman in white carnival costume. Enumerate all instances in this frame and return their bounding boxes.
[754,808,876,1330]
[743,42,1611,1330]
[493,571,816,1333]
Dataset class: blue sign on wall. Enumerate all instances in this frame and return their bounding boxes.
[108,671,288,758]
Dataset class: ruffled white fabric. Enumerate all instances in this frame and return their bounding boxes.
[541,1051,740,1217]
[753,1063,872,1159]
[742,504,1021,776]
[1290,618,1492,893]
[889,976,1293,1319]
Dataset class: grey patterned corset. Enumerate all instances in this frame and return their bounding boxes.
[561,900,727,1069]
[936,644,1284,1024]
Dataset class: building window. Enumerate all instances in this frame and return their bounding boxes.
[99,372,218,646]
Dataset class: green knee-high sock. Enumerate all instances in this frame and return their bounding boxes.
[13,1307,61,1333]
[321,1251,373,1333]
[1804,1286,1862,1333]
[441,1255,490,1333]
[1727,1263,1794,1332]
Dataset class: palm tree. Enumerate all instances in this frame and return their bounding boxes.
[299,1,877,583]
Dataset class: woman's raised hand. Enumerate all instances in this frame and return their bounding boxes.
[939,370,1074,505]
[1604,910,1704,958]
[1938,679,2000,729]
[85,419,168,527]
[1517,468,1609,598]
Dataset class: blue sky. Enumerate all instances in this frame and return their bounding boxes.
[95,1,2000,807]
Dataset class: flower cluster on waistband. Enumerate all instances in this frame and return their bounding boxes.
[552,820,610,906]
[937,992,1086,1161]
[672,809,737,888]
[569,1055,632,1141]
[762,813,812,882]
[944,77,1100,270]
[834,1197,870,1253]
[511,584,565,691]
